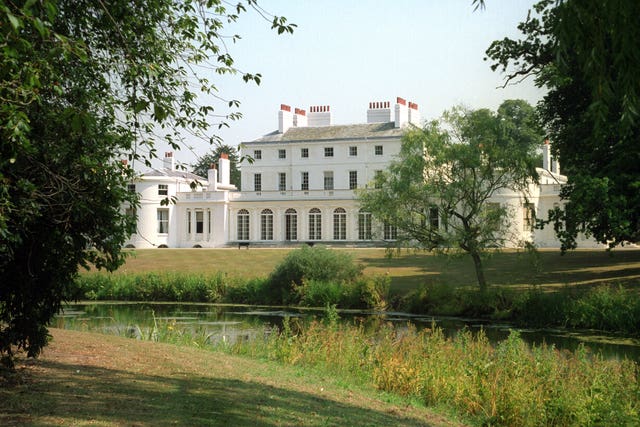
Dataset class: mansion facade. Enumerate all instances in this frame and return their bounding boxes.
[124,97,597,249]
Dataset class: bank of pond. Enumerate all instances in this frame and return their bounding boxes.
[55,302,639,426]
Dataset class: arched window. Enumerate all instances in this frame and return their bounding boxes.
[309,208,322,240]
[237,209,249,241]
[358,210,372,240]
[333,208,346,240]
[285,208,297,241]
[261,208,274,240]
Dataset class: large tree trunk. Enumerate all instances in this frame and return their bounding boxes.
[470,250,487,292]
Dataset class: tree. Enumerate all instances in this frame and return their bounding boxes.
[191,144,241,188]
[485,0,640,250]
[359,100,541,290]
[0,0,293,362]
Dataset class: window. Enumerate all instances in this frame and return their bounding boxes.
[207,210,212,236]
[324,171,334,190]
[158,184,168,196]
[187,211,192,233]
[237,209,249,240]
[523,203,535,231]
[285,208,297,241]
[260,209,273,240]
[333,208,346,240]
[324,147,334,157]
[309,208,322,240]
[358,211,372,240]
[349,171,358,190]
[301,171,309,191]
[278,149,286,159]
[301,147,309,158]
[254,173,262,192]
[375,145,383,156]
[253,150,262,160]
[196,210,204,234]
[374,170,383,189]
[349,146,358,156]
[127,184,136,193]
[429,207,439,229]
[279,172,287,191]
[157,209,169,234]
[384,222,397,240]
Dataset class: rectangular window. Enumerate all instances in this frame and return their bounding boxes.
[237,213,249,241]
[375,145,383,155]
[253,150,262,160]
[374,170,383,189]
[301,172,309,191]
[358,212,372,240]
[384,222,397,240]
[254,173,262,192]
[196,211,204,234]
[523,202,535,231]
[157,209,169,234]
[301,147,309,158]
[158,184,168,196]
[324,147,334,157]
[127,184,136,193]
[333,210,346,240]
[349,171,358,190]
[208,210,212,236]
[279,172,287,191]
[278,149,286,159]
[429,207,439,229]
[324,171,334,190]
[349,146,358,156]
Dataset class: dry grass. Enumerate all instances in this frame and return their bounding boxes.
[0,329,463,427]
[94,247,640,297]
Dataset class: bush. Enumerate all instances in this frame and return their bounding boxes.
[267,246,363,304]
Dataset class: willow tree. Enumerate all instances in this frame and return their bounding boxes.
[359,100,541,290]
[0,0,294,362]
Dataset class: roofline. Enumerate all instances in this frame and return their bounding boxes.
[242,134,403,146]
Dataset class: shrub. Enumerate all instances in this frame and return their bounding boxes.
[267,246,363,304]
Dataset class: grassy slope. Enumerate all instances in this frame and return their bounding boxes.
[0,329,463,427]
[100,247,640,296]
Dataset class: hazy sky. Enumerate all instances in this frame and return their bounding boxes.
[165,0,544,168]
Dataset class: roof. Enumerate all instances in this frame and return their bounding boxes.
[142,168,205,181]
[248,122,405,144]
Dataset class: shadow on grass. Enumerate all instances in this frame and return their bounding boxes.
[2,359,438,427]
[363,249,640,290]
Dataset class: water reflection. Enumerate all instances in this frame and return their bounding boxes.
[54,303,640,361]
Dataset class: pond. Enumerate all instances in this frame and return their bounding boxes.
[54,302,640,362]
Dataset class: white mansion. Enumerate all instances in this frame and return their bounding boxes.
[124,97,596,249]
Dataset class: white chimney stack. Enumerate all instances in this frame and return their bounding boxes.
[394,97,408,128]
[278,104,293,133]
[163,151,175,170]
[307,105,331,127]
[542,139,551,171]
[207,163,218,191]
[219,153,230,186]
[367,101,392,123]
[293,107,307,127]
[408,101,420,125]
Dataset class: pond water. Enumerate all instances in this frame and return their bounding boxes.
[54,302,640,362]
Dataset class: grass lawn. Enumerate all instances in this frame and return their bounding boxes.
[0,329,462,427]
[96,247,640,297]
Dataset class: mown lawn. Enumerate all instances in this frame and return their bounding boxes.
[93,247,640,297]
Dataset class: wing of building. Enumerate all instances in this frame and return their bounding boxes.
[123,97,600,249]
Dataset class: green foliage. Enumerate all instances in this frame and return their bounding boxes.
[486,0,640,249]
[359,100,542,290]
[0,0,293,360]
[75,272,229,303]
[267,245,363,305]
[226,319,639,426]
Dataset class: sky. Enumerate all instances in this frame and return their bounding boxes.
[162,0,544,169]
